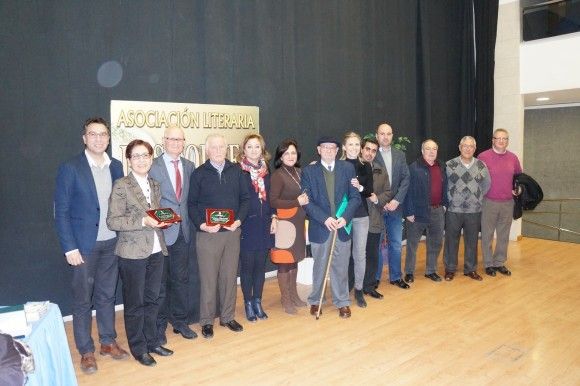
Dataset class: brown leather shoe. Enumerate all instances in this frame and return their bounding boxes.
[444,271,455,281]
[464,271,483,281]
[100,342,129,360]
[310,305,321,316]
[80,352,97,374]
[338,306,351,318]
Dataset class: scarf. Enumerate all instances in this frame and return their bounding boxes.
[240,157,268,202]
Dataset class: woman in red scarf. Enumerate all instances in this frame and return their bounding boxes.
[237,134,276,322]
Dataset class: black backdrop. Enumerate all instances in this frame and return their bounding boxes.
[0,0,497,315]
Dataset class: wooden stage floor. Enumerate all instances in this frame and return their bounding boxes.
[65,237,580,385]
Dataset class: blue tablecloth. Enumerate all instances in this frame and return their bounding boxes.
[23,303,77,386]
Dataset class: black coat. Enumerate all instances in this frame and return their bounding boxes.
[513,173,543,220]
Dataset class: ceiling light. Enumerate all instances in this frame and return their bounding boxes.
[536,97,550,102]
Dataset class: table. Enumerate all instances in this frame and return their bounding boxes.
[23,303,77,386]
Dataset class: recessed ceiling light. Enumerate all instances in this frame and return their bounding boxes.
[536,97,550,102]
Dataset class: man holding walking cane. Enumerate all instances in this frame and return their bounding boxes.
[302,136,361,319]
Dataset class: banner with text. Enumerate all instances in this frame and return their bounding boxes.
[111,100,259,173]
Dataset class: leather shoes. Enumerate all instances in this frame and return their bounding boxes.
[404,274,414,283]
[135,353,156,367]
[363,289,384,299]
[444,271,455,281]
[80,352,97,374]
[425,273,442,282]
[496,266,512,276]
[150,346,173,356]
[464,271,483,281]
[390,279,410,289]
[100,342,129,360]
[201,324,213,339]
[354,290,367,308]
[220,319,243,332]
[485,267,496,277]
[310,304,321,316]
[173,324,197,339]
[338,306,351,318]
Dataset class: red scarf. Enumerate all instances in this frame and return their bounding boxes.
[240,157,268,202]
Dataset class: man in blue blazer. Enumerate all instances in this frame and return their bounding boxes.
[302,136,361,318]
[54,117,128,374]
[374,123,411,289]
[149,126,197,342]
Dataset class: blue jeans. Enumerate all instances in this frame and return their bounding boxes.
[378,211,403,282]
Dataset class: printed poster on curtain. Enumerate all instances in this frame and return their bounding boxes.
[110,100,259,174]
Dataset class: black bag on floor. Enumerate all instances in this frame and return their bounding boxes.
[0,332,34,386]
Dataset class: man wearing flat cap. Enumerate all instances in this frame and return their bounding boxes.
[301,136,361,318]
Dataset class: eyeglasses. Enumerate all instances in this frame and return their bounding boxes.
[319,145,338,150]
[493,137,509,142]
[86,131,110,138]
[423,147,438,151]
[164,137,185,143]
[130,153,151,160]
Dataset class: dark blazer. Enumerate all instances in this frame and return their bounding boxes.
[54,152,124,256]
[107,173,168,259]
[240,168,274,252]
[149,155,195,245]
[374,146,410,213]
[404,158,449,223]
[301,160,361,243]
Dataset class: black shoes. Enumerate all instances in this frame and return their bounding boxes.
[485,267,497,277]
[424,273,442,282]
[220,319,244,332]
[252,298,268,320]
[390,279,410,289]
[201,324,214,339]
[244,300,257,322]
[363,289,384,299]
[173,324,197,339]
[496,266,512,276]
[150,346,173,356]
[354,289,367,308]
[136,353,156,367]
[404,274,414,283]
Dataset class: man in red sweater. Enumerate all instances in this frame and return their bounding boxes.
[478,128,522,277]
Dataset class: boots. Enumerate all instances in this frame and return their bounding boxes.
[244,300,257,322]
[277,271,297,314]
[251,298,268,320]
[289,268,307,307]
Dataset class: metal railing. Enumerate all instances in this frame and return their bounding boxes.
[522,198,580,240]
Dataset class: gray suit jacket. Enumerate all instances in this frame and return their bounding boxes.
[149,154,195,245]
[375,146,410,214]
[107,173,168,259]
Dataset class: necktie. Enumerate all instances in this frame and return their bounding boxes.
[327,165,332,172]
[172,160,182,201]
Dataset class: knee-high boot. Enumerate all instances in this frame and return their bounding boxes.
[289,268,307,307]
[277,271,297,314]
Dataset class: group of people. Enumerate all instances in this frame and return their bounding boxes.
[55,117,522,372]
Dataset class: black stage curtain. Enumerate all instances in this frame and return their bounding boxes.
[0,1,496,316]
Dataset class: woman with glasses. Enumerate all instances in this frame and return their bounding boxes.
[107,139,173,367]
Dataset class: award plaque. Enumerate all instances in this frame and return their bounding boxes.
[147,208,182,224]
[206,208,235,226]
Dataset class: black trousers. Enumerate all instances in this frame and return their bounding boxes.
[158,231,190,329]
[119,252,164,358]
[363,232,381,292]
[239,249,268,302]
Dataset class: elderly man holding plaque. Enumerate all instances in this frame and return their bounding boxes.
[188,133,249,338]
[149,126,197,343]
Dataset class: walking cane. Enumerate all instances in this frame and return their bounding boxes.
[316,229,338,320]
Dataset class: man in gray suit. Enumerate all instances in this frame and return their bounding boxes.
[149,126,197,342]
[374,122,410,289]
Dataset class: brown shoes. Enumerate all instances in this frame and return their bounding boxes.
[100,342,129,360]
[80,352,97,374]
[444,271,455,281]
[310,305,321,316]
[464,271,483,281]
[338,306,351,319]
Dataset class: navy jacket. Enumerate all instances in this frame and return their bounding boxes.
[301,160,361,243]
[404,158,448,223]
[187,159,249,231]
[240,168,274,251]
[54,152,124,256]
